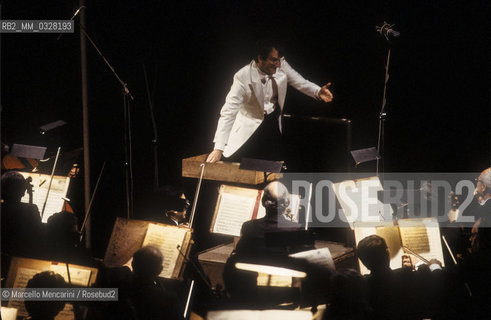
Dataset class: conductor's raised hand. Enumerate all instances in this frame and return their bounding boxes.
[319,82,334,103]
[206,149,223,163]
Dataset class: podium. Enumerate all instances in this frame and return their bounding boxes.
[182,154,281,185]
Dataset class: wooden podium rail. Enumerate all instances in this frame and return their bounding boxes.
[182,154,281,185]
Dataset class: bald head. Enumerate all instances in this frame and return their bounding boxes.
[476,168,491,201]
[262,181,290,216]
[479,168,491,188]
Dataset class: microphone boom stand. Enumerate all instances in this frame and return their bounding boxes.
[78,22,135,219]
[376,47,391,178]
[375,21,398,178]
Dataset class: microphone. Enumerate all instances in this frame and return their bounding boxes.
[384,28,400,39]
[69,6,86,21]
[57,6,86,40]
[376,21,400,41]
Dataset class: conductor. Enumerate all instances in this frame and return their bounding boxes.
[206,40,333,163]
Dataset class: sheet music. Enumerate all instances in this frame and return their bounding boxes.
[333,177,392,228]
[398,218,445,267]
[8,267,39,317]
[399,225,430,253]
[213,192,256,237]
[212,185,302,236]
[103,218,149,268]
[257,273,292,287]
[207,310,312,320]
[50,264,92,287]
[289,248,335,271]
[0,307,18,320]
[19,172,70,223]
[142,223,188,278]
[288,194,301,222]
[256,193,266,220]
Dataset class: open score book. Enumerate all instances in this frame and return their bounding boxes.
[210,185,301,237]
[354,217,445,275]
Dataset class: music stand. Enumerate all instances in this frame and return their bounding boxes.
[350,147,380,166]
[10,144,46,160]
[240,157,283,173]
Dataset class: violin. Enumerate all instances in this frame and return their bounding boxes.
[61,164,80,214]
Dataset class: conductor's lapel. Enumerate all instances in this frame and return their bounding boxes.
[275,71,287,110]
[249,61,265,114]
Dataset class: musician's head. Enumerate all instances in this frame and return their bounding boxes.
[165,192,190,225]
[255,39,282,75]
[475,168,491,202]
[132,246,164,281]
[46,211,79,247]
[24,271,67,320]
[262,181,290,217]
[357,235,390,272]
[1,171,27,203]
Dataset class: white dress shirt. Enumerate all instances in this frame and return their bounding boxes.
[256,64,278,115]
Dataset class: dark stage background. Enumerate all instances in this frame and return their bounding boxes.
[1,0,489,256]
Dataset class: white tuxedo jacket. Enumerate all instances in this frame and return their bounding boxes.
[213,58,321,157]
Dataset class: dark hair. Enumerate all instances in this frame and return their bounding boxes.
[132,246,164,279]
[254,39,282,62]
[357,235,389,271]
[25,271,67,319]
[1,171,27,202]
[164,197,190,213]
[46,211,79,247]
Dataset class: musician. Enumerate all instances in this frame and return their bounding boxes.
[24,271,67,320]
[206,40,333,163]
[1,171,43,255]
[135,187,190,226]
[121,246,183,320]
[451,167,491,259]
[471,167,491,221]
[453,169,491,317]
[357,235,445,320]
[235,181,304,260]
[45,210,80,259]
[224,181,308,306]
[161,193,190,226]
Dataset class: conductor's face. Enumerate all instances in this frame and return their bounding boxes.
[257,48,281,75]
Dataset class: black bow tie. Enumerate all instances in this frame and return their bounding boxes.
[261,76,275,84]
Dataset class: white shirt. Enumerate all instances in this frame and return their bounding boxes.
[480,197,491,206]
[255,63,278,115]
